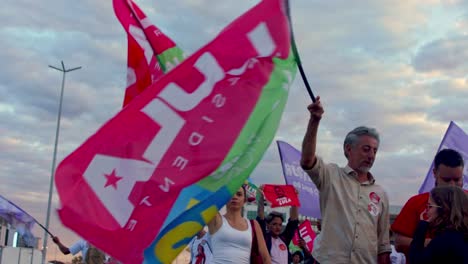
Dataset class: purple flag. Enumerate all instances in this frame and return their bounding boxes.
[0,195,36,247]
[277,140,321,218]
[418,121,468,193]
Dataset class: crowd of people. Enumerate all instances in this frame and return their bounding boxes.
[52,97,467,263]
[192,97,466,264]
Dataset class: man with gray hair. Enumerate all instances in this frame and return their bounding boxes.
[300,96,391,264]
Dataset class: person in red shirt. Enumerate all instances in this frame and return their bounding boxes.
[391,148,465,259]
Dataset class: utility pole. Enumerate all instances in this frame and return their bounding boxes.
[42,61,81,264]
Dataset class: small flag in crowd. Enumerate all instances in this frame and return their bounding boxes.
[244,179,261,203]
[291,219,316,252]
[262,184,301,208]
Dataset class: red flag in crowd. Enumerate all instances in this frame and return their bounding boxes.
[292,220,316,252]
[263,184,300,208]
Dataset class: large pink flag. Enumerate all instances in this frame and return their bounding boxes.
[55,0,295,263]
[114,0,184,107]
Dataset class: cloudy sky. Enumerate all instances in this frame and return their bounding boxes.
[1,0,467,262]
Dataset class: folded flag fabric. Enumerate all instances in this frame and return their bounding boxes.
[114,0,185,107]
[0,195,36,247]
[55,0,296,263]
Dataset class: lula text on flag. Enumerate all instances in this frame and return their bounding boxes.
[55,0,296,263]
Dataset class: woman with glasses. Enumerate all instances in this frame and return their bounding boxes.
[409,186,468,264]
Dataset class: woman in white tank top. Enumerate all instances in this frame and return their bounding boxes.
[208,185,271,264]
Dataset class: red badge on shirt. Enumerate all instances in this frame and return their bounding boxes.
[369,192,380,204]
[368,192,381,216]
[279,244,287,251]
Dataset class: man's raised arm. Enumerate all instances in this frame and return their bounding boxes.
[301,96,324,170]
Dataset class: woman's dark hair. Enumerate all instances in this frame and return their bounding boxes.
[292,251,303,261]
[266,211,284,224]
[430,186,468,238]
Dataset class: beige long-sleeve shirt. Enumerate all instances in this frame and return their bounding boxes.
[305,157,391,264]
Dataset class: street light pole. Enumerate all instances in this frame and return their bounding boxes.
[42,61,81,264]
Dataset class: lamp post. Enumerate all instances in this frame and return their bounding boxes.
[43,61,81,264]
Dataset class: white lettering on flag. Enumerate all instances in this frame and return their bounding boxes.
[159,177,175,192]
[127,219,137,231]
[202,116,214,123]
[126,67,137,86]
[247,22,275,57]
[142,99,185,164]
[212,94,226,108]
[129,25,154,63]
[82,21,278,227]
[139,17,152,29]
[159,53,225,111]
[189,132,204,146]
[83,155,154,226]
[173,156,188,170]
[299,226,312,243]
[140,196,152,206]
